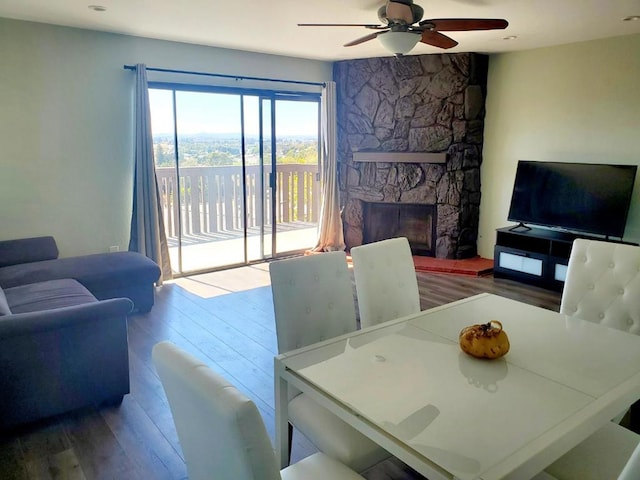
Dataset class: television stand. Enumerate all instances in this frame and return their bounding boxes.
[494,226,639,290]
[494,226,588,291]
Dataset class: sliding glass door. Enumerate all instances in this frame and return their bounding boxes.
[272,99,321,255]
[149,85,320,275]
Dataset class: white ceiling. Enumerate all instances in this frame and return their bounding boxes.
[1,0,640,61]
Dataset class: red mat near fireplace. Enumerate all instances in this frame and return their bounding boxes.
[412,255,493,276]
[308,250,493,277]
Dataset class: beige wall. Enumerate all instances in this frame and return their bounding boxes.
[3,17,638,260]
[480,34,640,258]
[0,18,332,257]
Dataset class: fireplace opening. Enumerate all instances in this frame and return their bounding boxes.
[362,202,436,256]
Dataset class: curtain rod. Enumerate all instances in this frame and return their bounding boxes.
[123,64,325,88]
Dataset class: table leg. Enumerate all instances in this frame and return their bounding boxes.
[630,400,640,434]
[275,361,290,468]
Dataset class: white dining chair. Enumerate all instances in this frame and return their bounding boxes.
[531,421,640,480]
[533,239,640,479]
[152,341,365,480]
[561,238,640,423]
[560,238,640,334]
[350,237,420,328]
[269,252,390,472]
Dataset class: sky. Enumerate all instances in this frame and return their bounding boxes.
[149,89,319,136]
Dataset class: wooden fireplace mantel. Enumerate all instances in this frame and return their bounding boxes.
[353,151,447,163]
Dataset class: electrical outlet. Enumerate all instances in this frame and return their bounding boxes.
[109,245,120,253]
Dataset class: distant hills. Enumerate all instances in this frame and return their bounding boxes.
[153,132,317,142]
[153,132,319,167]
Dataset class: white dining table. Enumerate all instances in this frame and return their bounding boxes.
[274,293,640,480]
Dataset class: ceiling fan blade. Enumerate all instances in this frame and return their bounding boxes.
[298,23,383,28]
[420,30,459,49]
[344,31,385,47]
[419,18,508,31]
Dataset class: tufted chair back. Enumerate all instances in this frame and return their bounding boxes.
[269,251,357,354]
[560,239,640,334]
[152,341,282,480]
[153,342,368,480]
[350,237,420,328]
[268,252,391,472]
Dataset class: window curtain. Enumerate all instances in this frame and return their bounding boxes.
[129,64,172,284]
[312,81,346,252]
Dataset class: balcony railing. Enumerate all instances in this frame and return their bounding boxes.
[155,164,320,240]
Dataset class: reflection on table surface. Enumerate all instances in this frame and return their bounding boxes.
[278,293,640,480]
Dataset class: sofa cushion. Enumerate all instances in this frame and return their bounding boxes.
[0,236,59,268]
[0,250,161,312]
[0,287,10,316]
[0,251,160,291]
[4,279,97,314]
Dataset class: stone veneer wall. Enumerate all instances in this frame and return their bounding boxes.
[335,53,488,258]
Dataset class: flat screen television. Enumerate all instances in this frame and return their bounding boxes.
[508,161,637,238]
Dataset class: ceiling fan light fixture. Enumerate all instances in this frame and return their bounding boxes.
[378,31,421,56]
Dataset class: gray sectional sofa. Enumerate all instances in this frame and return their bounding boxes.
[0,236,161,429]
[0,236,161,312]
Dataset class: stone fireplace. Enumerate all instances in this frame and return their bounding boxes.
[334,53,488,259]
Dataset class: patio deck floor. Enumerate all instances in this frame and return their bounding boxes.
[167,222,318,273]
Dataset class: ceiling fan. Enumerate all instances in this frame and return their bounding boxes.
[298,0,508,56]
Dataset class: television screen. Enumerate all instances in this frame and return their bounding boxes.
[508,161,637,238]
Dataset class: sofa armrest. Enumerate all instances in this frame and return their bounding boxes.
[0,297,133,338]
[0,297,134,429]
[0,236,59,268]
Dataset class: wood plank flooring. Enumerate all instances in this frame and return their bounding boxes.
[0,264,567,479]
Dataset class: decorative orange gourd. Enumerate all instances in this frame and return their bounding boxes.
[459,320,510,359]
